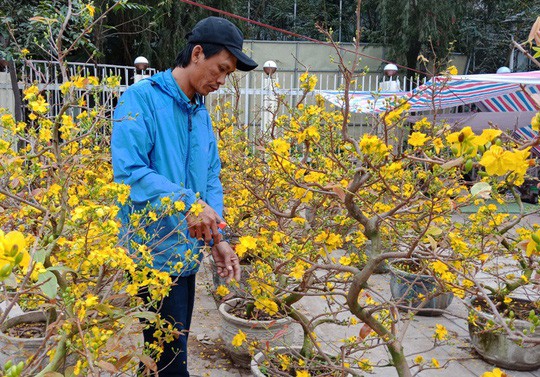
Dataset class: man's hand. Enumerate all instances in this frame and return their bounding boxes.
[211,242,241,283]
[185,199,223,244]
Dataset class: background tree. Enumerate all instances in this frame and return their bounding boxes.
[459,0,540,73]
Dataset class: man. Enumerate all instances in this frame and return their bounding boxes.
[112,16,257,376]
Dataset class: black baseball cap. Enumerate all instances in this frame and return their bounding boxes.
[186,17,258,72]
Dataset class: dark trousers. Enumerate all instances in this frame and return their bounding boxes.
[142,274,196,377]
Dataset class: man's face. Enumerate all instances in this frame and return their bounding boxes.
[190,48,237,96]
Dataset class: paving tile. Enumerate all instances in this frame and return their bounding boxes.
[188,257,540,377]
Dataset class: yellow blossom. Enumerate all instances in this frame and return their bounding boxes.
[28,96,49,114]
[215,285,230,297]
[254,297,278,315]
[231,329,246,347]
[531,113,540,131]
[189,203,204,216]
[358,358,373,371]
[479,145,514,176]
[296,371,311,377]
[433,324,448,341]
[86,4,96,17]
[481,368,508,377]
[60,81,73,95]
[431,358,440,368]
[23,85,39,100]
[339,255,351,266]
[106,76,121,88]
[289,263,305,280]
[408,131,430,147]
[174,201,186,212]
[447,66,458,75]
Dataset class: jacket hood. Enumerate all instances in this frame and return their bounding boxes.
[147,69,204,109]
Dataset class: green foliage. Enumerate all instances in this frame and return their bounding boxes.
[459,0,540,72]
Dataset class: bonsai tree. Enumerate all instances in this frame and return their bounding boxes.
[0,2,195,375]
[214,16,540,377]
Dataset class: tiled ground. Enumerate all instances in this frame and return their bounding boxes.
[189,259,540,377]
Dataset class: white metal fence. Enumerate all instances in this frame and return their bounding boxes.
[1,59,424,133]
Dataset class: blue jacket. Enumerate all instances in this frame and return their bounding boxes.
[112,69,223,276]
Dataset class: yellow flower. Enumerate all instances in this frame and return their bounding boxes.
[431,358,440,368]
[106,76,121,88]
[503,297,512,305]
[23,85,39,100]
[278,354,291,371]
[531,113,540,131]
[84,294,99,307]
[296,371,311,377]
[430,260,448,275]
[2,231,27,257]
[215,285,230,297]
[28,96,49,114]
[481,367,508,377]
[433,324,448,341]
[446,126,477,156]
[231,329,246,347]
[475,129,502,145]
[289,262,305,280]
[339,255,351,266]
[432,137,443,153]
[479,145,515,176]
[88,76,99,85]
[59,81,73,94]
[21,48,30,56]
[414,355,425,364]
[358,358,373,371]
[408,131,430,147]
[270,138,291,156]
[86,4,96,17]
[174,201,186,212]
[447,65,458,75]
[254,297,278,315]
[189,202,204,216]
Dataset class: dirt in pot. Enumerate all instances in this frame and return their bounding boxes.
[228,303,284,321]
[392,259,430,275]
[472,296,540,321]
[7,321,47,338]
[258,350,350,377]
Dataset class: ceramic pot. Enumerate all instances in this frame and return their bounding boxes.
[219,298,295,367]
[251,346,352,377]
[0,311,47,368]
[388,259,454,316]
[467,296,540,371]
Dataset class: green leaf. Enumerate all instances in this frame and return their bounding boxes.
[470,182,492,199]
[37,270,58,299]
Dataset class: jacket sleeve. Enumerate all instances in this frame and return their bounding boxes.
[112,87,197,211]
[204,116,224,218]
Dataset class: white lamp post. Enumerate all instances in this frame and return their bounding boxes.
[380,63,401,92]
[262,60,278,133]
[133,56,150,83]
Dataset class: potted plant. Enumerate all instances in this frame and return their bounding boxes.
[447,194,540,371]
[214,18,540,375]
[388,258,454,316]
[218,297,296,367]
[0,2,185,375]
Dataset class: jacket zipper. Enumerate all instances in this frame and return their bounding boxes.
[185,110,192,188]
